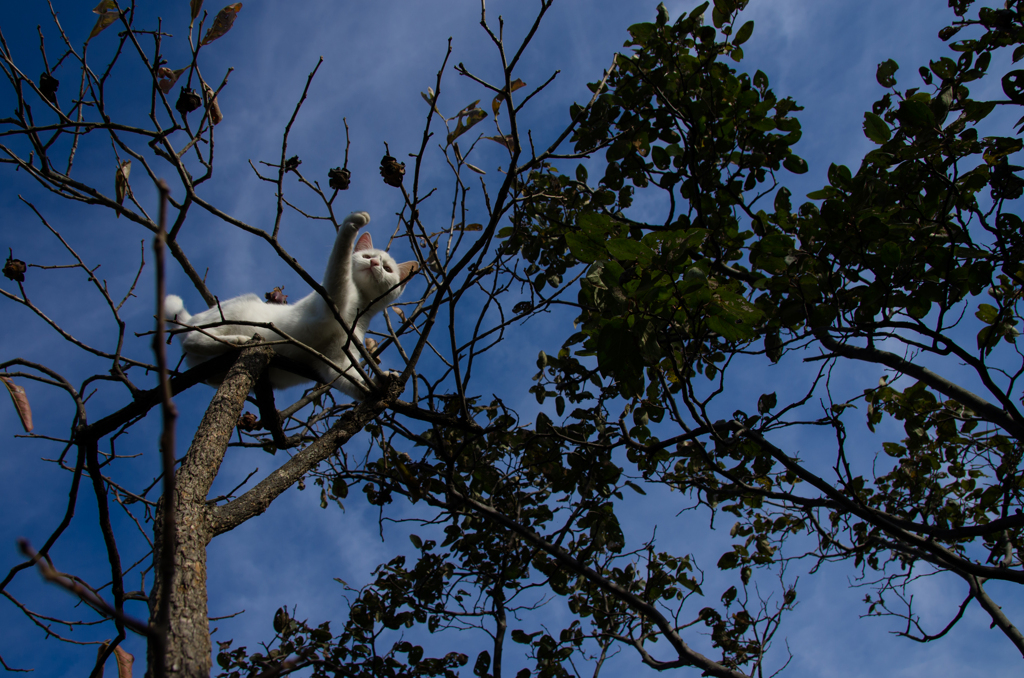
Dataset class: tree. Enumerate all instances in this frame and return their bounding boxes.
[1,0,1022,677]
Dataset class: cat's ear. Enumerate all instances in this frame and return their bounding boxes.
[398,261,419,282]
[354,232,373,252]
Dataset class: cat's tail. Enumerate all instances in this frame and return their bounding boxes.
[163,294,191,325]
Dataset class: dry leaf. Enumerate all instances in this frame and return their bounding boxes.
[97,641,134,678]
[1,376,32,432]
[465,163,485,175]
[459,223,484,231]
[203,83,222,125]
[491,78,526,116]
[394,307,406,322]
[115,160,131,218]
[364,337,380,364]
[190,0,204,21]
[484,134,516,151]
[157,67,187,94]
[201,3,242,46]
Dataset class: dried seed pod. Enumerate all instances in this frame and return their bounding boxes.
[39,72,59,105]
[3,254,26,282]
[264,286,288,304]
[115,160,131,218]
[237,411,259,431]
[328,167,351,190]
[284,156,301,172]
[175,87,202,116]
[203,83,223,125]
[379,155,405,187]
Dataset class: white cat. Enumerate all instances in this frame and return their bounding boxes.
[163,211,417,398]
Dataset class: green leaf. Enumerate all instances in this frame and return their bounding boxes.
[878,242,901,267]
[733,20,754,46]
[876,59,899,88]
[473,650,491,677]
[1002,70,1024,104]
[606,238,654,265]
[863,112,891,144]
[975,303,998,324]
[963,99,996,122]
[757,392,777,414]
[765,331,782,363]
[898,99,935,128]
[929,57,957,81]
[783,154,808,174]
[707,315,749,341]
[628,22,656,44]
[565,232,606,263]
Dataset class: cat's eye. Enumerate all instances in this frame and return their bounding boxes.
[384,266,392,272]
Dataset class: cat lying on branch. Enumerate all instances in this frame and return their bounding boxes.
[164,211,418,399]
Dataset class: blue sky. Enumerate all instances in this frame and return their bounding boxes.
[1,0,1021,676]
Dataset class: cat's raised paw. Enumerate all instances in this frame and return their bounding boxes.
[342,211,370,231]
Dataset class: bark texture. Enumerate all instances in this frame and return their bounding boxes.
[149,343,274,677]
[147,343,403,677]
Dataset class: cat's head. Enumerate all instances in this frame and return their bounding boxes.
[352,232,418,309]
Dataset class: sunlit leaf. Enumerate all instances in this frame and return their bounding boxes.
[200,3,242,46]
[446,106,487,146]
[88,7,119,41]
[491,78,526,116]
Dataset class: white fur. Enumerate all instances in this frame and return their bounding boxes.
[165,211,417,398]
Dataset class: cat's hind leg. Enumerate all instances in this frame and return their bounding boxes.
[181,330,258,356]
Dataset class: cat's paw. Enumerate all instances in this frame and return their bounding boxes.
[224,334,258,346]
[342,211,371,232]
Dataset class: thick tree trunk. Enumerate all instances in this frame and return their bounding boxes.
[145,341,405,676]
[148,344,274,677]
